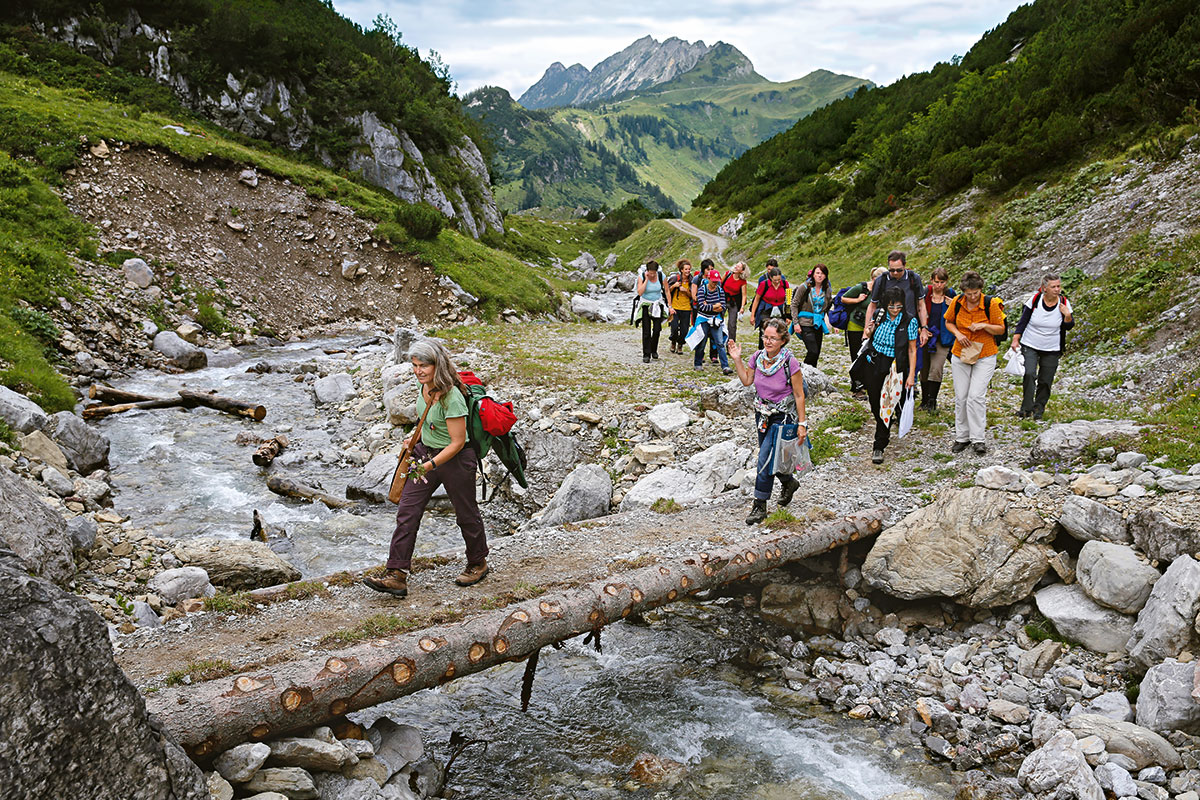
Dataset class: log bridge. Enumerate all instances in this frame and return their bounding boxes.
[149,509,886,759]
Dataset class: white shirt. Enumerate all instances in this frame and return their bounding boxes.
[1021,294,1070,351]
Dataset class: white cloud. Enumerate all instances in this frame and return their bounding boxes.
[330,1,1025,97]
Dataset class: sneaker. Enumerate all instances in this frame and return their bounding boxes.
[710,356,719,365]
[455,560,489,587]
[651,352,659,360]
[694,365,703,371]
[1032,408,1044,421]
[722,367,734,376]
[872,449,884,464]
[973,442,988,455]
[643,356,651,363]
[951,441,971,453]
[363,568,408,598]
[779,476,799,506]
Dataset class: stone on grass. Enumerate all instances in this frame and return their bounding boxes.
[1130,508,1200,563]
[862,487,1054,607]
[975,465,1032,491]
[0,385,49,433]
[1159,474,1200,492]
[148,566,214,605]
[1075,541,1159,614]
[0,546,208,799]
[1135,659,1200,735]
[1030,419,1143,464]
[173,538,301,590]
[153,330,207,370]
[1034,583,1135,654]
[1065,713,1182,770]
[1126,555,1200,667]
[0,467,75,585]
[214,742,271,783]
[313,373,355,405]
[1018,729,1103,800]
[50,411,110,475]
[646,401,690,436]
[536,464,612,527]
[1058,495,1129,543]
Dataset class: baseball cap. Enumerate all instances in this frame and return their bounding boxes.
[707,270,720,280]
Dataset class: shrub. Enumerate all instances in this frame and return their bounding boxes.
[949,231,976,260]
[395,202,445,240]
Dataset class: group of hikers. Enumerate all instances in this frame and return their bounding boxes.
[634,249,1075,521]
[365,248,1075,598]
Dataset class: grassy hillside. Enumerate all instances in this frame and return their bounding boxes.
[696,0,1200,234]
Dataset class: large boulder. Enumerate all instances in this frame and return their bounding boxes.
[1017,730,1103,800]
[122,257,155,288]
[50,412,110,475]
[1126,554,1200,668]
[698,378,755,417]
[173,538,301,590]
[682,440,751,494]
[521,430,581,484]
[646,401,691,437]
[1030,419,1143,465]
[620,440,749,512]
[1075,541,1159,614]
[313,373,355,405]
[1034,583,1135,654]
[861,487,1054,607]
[1135,659,1200,735]
[759,580,844,634]
[1130,508,1200,563]
[1057,496,1129,543]
[0,385,49,433]
[1064,714,1182,769]
[536,464,612,527]
[0,467,75,585]
[570,295,603,321]
[153,330,207,370]
[148,566,215,605]
[568,252,598,273]
[383,385,419,425]
[346,451,401,503]
[0,546,208,799]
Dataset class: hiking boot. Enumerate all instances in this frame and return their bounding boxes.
[926,381,941,414]
[363,568,408,598]
[779,476,800,506]
[872,449,884,464]
[710,356,719,365]
[973,442,988,455]
[651,352,659,360]
[1015,410,1030,418]
[693,365,703,371]
[951,441,971,454]
[745,499,768,525]
[722,367,734,376]
[643,356,651,363]
[455,560,489,586]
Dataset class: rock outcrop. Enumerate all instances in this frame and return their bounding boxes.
[0,467,75,585]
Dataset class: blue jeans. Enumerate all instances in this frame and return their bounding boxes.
[694,319,728,368]
[754,413,786,500]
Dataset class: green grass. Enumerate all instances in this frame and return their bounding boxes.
[323,613,421,646]
[165,658,235,686]
[0,419,15,446]
[203,591,255,614]
[650,497,683,514]
[609,219,697,272]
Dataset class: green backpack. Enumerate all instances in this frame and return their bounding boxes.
[459,372,528,490]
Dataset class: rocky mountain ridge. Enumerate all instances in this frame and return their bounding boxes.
[519,35,758,109]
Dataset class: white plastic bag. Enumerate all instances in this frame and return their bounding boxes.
[684,319,706,350]
[898,388,915,438]
[1004,347,1025,377]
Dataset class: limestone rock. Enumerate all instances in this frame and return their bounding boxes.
[1058,495,1129,543]
[570,295,603,321]
[976,465,1033,492]
[698,378,755,417]
[1071,474,1117,498]
[314,373,355,405]
[1127,554,1200,667]
[382,385,418,426]
[122,257,154,288]
[536,464,612,527]
[0,546,208,799]
[207,772,234,800]
[1094,762,1137,798]
[568,252,598,273]
[0,385,49,433]
[1076,541,1159,614]
[647,401,691,436]
[66,515,98,552]
[1065,713,1182,769]
[759,581,843,634]
[243,767,317,799]
[50,412,110,475]
[268,737,356,771]
[632,442,674,466]
[1030,419,1143,464]
[1160,474,1200,491]
[153,330,207,370]
[1018,729,1104,799]
[346,451,401,504]
[203,348,244,368]
[174,538,301,590]
[988,699,1031,724]
[148,566,214,605]
[862,487,1054,607]
[1032,711,1065,747]
[1035,583,1135,653]
[683,440,750,495]
[0,467,75,585]
[20,430,70,474]
[1135,659,1200,735]
[214,742,271,783]
[367,718,424,781]
[1017,640,1064,679]
[1080,691,1134,723]
[620,440,747,512]
[1130,508,1200,563]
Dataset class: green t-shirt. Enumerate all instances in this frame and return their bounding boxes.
[842,282,870,331]
[417,386,469,449]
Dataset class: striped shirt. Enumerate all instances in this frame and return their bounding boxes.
[695,283,726,316]
[872,314,919,357]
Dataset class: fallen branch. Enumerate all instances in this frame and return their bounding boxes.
[83,398,185,419]
[84,384,266,422]
[89,385,159,404]
[252,435,289,467]
[178,389,266,422]
[266,473,352,510]
[148,509,886,758]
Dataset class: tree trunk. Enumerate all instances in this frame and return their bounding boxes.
[178,390,267,422]
[266,473,352,509]
[252,436,290,467]
[89,384,159,404]
[148,509,885,759]
[82,398,186,419]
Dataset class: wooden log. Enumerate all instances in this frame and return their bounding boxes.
[148,509,886,758]
[178,389,267,422]
[82,398,185,419]
[266,473,352,510]
[89,384,160,404]
[252,436,290,467]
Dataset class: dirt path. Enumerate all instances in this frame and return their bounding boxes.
[115,318,1056,688]
[667,218,729,265]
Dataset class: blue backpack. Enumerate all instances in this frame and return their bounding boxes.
[827,285,855,330]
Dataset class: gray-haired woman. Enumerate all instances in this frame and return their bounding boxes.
[1011,274,1074,420]
[364,339,489,598]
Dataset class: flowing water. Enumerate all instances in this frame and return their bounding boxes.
[100,336,949,799]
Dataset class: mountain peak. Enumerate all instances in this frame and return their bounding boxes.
[518,36,725,109]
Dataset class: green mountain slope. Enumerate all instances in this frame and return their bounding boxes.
[695,0,1200,233]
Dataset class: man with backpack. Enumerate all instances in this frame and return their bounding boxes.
[864,251,932,349]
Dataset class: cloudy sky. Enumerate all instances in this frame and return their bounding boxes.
[331,1,1026,98]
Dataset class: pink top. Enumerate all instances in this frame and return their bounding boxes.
[751,351,802,403]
